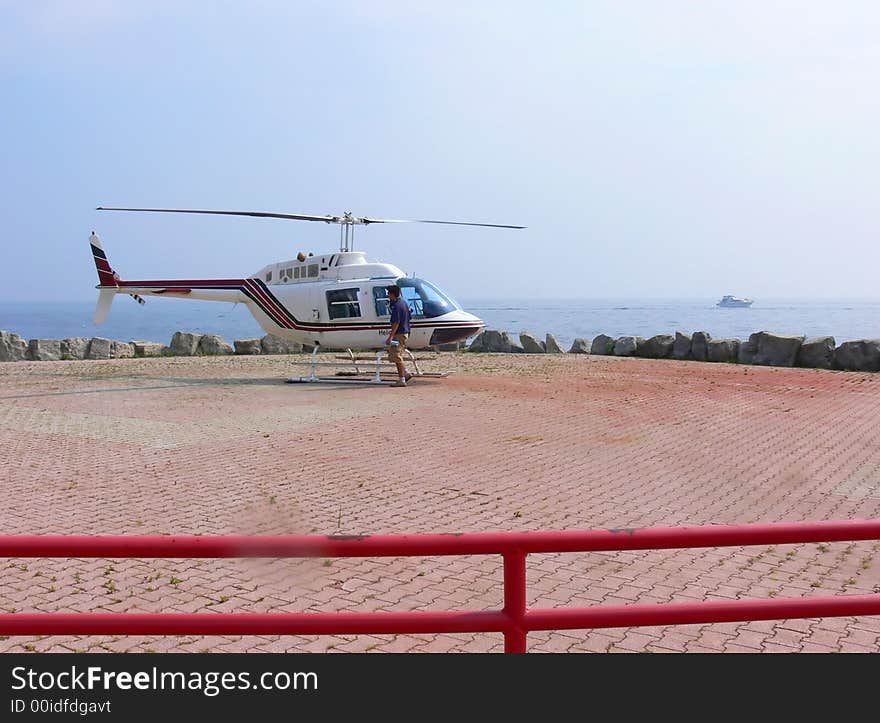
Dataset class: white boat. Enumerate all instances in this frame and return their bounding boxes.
[717,295,753,308]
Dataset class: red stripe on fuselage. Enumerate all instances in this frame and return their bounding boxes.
[114,279,482,333]
[118,279,247,287]
[244,279,297,329]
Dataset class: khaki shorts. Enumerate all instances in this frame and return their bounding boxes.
[387,333,409,363]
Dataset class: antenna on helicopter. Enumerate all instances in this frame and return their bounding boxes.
[96,207,526,253]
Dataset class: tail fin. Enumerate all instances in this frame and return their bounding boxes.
[94,289,115,324]
[90,232,119,324]
[90,231,119,287]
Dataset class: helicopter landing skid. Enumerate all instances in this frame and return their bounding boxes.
[285,376,399,385]
[285,346,450,385]
[333,370,449,378]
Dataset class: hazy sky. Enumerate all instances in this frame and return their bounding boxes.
[2,1,879,301]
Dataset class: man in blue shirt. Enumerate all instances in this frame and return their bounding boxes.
[385,285,413,387]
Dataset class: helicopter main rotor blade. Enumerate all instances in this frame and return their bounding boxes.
[96,207,525,229]
[362,218,526,229]
[96,207,339,223]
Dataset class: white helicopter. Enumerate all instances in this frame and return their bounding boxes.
[90,207,524,351]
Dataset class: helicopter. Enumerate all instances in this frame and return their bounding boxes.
[90,207,524,351]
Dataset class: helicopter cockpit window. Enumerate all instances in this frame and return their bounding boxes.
[394,278,460,318]
[308,264,319,278]
[327,288,361,320]
[294,267,300,279]
[401,286,424,317]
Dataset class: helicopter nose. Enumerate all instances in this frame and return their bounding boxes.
[429,320,484,346]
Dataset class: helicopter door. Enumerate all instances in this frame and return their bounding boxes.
[372,285,391,318]
[371,285,393,344]
[306,285,322,323]
[297,285,321,346]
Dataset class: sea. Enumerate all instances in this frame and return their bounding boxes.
[2,298,879,350]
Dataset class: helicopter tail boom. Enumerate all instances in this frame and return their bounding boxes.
[89,232,249,325]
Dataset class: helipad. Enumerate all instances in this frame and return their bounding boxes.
[1,353,879,652]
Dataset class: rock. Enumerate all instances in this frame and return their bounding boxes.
[133,341,167,357]
[752,331,804,367]
[27,339,62,361]
[234,338,262,355]
[61,337,90,360]
[738,334,758,364]
[0,331,28,362]
[797,336,835,369]
[672,332,692,360]
[834,340,880,372]
[544,334,565,354]
[508,336,525,353]
[637,334,674,359]
[86,337,112,360]
[569,338,590,354]
[613,336,639,356]
[467,331,487,352]
[197,335,234,355]
[110,341,135,358]
[707,338,740,363]
[484,330,512,352]
[591,334,615,355]
[170,331,202,356]
[691,331,712,362]
[261,334,303,354]
[519,332,546,354]
[473,330,515,353]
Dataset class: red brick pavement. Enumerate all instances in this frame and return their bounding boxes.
[1,353,879,653]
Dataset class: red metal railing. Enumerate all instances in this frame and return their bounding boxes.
[2,519,880,652]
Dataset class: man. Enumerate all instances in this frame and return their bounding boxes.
[385,285,413,387]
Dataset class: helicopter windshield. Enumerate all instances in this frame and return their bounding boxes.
[372,278,461,319]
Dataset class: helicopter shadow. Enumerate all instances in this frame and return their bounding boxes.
[146,376,441,392]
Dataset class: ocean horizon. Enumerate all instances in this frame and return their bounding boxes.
[1,297,879,350]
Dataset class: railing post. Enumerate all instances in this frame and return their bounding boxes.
[503,550,527,653]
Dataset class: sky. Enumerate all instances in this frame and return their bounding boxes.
[1,1,879,302]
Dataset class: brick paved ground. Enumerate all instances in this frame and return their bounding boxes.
[1,352,879,653]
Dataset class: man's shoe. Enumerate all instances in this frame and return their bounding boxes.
[391,380,407,387]
[404,372,413,382]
